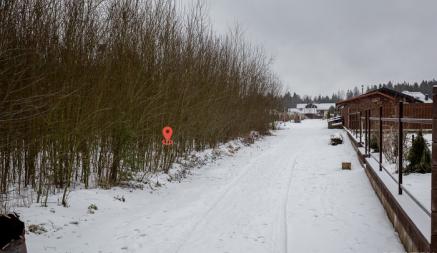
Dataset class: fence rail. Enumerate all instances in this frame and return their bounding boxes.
[367,153,431,217]
[367,117,432,124]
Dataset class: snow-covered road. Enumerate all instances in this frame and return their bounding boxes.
[21,120,404,253]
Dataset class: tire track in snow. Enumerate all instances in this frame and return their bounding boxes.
[283,157,297,253]
[175,129,307,253]
[174,142,281,253]
[282,135,311,253]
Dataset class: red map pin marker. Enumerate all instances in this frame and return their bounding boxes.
[162,126,174,145]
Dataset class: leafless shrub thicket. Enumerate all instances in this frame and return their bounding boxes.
[382,127,408,169]
[0,0,281,208]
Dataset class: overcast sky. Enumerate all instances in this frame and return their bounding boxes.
[183,0,437,96]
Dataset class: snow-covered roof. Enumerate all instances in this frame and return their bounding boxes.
[402,91,432,103]
[294,103,335,110]
[315,103,336,110]
[288,108,301,113]
[337,87,422,106]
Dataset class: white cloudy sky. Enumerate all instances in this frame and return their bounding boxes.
[181,0,437,96]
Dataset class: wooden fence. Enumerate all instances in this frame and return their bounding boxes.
[346,103,433,131]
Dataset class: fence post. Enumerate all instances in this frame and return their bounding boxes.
[379,106,383,171]
[354,112,358,138]
[368,109,372,156]
[367,110,370,156]
[351,113,354,134]
[364,110,367,156]
[398,101,403,195]
[355,114,358,137]
[431,86,437,253]
[360,111,362,145]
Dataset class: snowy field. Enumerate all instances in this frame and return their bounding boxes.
[16,120,403,253]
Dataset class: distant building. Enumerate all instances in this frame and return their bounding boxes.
[289,103,335,119]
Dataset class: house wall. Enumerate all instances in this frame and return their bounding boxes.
[339,96,432,130]
[340,95,394,128]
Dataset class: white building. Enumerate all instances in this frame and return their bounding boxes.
[289,103,336,118]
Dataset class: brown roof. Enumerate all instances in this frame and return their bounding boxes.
[336,87,421,106]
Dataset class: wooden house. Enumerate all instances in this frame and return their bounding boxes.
[336,88,430,129]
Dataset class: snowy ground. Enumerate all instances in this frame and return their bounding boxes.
[17,120,403,253]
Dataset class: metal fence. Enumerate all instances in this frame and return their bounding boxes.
[346,101,432,218]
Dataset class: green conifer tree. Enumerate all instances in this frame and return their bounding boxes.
[370,134,379,152]
[406,131,431,174]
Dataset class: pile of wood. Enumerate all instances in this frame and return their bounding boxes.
[330,133,343,146]
[342,162,352,170]
[328,116,343,129]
